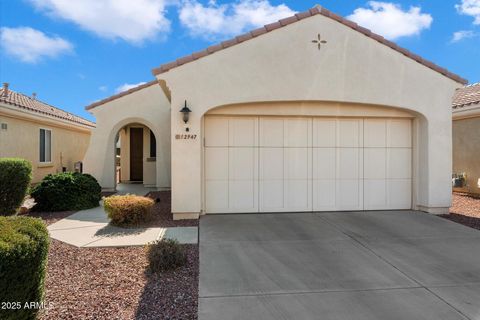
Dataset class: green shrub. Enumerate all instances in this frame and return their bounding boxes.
[31,172,101,212]
[0,158,32,216]
[0,216,50,320]
[104,195,154,227]
[146,239,186,272]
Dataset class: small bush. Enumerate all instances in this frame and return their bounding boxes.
[0,216,50,320]
[146,239,186,272]
[0,158,32,216]
[104,195,154,227]
[31,172,101,212]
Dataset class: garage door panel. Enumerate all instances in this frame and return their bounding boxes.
[364,119,387,147]
[205,115,412,213]
[229,180,257,211]
[388,120,412,148]
[260,180,284,211]
[285,180,311,210]
[229,118,257,147]
[205,148,228,180]
[205,117,229,147]
[285,148,310,180]
[285,119,311,147]
[387,148,412,179]
[205,180,229,211]
[364,148,386,179]
[337,180,363,210]
[337,148,361,180]
[260,148,284,180]
[313,119,336,147]
[313,148,336,179]
[229,148,256,180]
[313,180,336,210]
[260,118,284,147]
[364,180,387,209]
[338,119,362,147]
[387,180,412,209]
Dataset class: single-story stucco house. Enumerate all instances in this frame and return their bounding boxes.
[83,5,468,220]
[452,83,480,195]
[0,83,95,183]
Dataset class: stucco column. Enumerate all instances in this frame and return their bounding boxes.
[422,114,453,214]
[170,97,203,219]
[83,125,116,190]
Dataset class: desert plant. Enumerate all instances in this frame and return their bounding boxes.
[0,216,50,320]
[146,239,187,272]
[104,195,154,227]
[31,172,101,211]
[0,158,32,216]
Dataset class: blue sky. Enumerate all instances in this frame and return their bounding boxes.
[1,0,479,122]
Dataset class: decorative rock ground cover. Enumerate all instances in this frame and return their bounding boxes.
[442,193,480,230]
[24,190,199,319]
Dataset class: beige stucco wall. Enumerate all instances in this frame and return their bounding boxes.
[83,84,171,190]
[0,106,92,183]
[156,13,462,216]
[453,107,480,195]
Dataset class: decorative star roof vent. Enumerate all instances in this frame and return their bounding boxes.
[312,33,327,50]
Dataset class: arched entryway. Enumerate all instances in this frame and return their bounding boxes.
[114,123,157,190]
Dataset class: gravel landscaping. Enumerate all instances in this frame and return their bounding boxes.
[23,191,199,320]
[442,193,480,230]
[39,241,198,320]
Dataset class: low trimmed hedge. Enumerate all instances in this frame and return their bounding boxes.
[146,239,186,272]
[0,158,32,216]
[104,195,154,227]
[0,216,50,320]
[31,172,101,212]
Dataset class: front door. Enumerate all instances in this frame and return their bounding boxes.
[130,127,143,181]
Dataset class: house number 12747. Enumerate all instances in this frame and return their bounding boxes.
[175,134,197,140]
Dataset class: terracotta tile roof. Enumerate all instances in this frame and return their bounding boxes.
[151,5,467,85]
[0,87,95,127]
[453,83,480,109]
[85,80,158,110]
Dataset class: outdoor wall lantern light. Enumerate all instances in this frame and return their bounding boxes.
[180,100,192,132]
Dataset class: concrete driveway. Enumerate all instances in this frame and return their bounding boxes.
[199,211,480,320]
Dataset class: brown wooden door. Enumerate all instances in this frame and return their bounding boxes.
[130,128,143,181]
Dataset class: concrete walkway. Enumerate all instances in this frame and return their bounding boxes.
[199,211,480,320]
[48,189,197,247]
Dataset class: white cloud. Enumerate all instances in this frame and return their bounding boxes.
[179,0,296,39]
[115,82,146,94]
[0,26,73,63]
[456,0,480,24]
[98,86,108,92]
[347,1,433,40]
[451,30,477,42]
[29,0,170,44]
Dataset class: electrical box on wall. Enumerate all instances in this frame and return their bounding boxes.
[1,123,7,130]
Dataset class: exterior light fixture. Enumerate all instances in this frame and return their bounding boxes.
[180,100,192,132]
[180,100,191,124]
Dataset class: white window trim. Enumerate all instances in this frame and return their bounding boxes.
[39,128,52,164]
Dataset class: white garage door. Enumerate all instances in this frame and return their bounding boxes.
[204,116,411,213]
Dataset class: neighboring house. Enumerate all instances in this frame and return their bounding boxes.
[0,83,95,183]
[84,5,467,219]
[452,83,480,195]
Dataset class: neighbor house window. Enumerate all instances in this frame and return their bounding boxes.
[39,129,51,163]
[150,130,156,158]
